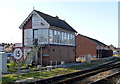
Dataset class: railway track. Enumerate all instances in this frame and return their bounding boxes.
[16,58,120,84]
[53,62,120,84]
[91,71,120,84]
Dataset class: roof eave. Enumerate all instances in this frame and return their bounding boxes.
[19,10,36,29]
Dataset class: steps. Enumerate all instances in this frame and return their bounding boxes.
[25,46,40,67]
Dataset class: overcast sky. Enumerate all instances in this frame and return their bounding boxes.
[0,0,118,47]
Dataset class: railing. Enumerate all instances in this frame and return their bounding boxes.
[24,46,40,67]
[24,38,75,47]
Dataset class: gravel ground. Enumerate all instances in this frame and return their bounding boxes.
[74,68,120,84]
[56,56,115,68]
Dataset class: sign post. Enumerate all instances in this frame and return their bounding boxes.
[18,60,20,79]
[13,48,22,80]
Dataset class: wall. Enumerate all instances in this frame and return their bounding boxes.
[0,46,4,52]
[76,34,97,58]
[22,13,49,47]
[23,17,32,47]
[49,45,75,63]
[32,12,49,29]
[37,45,75,66]
[23,17,32,29]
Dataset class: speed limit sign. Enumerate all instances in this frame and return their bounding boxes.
[13,48,22,60]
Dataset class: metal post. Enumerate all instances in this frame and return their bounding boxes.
[98,46,100,58]
[97,48,99,59]
[40,47,42,66]
[35,51,38,65]
[50,61,52,66]
[56,61,57,68]
[18,60,20,80]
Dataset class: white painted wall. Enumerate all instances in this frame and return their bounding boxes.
[0,46,3,52]
[2,53,7,73]
[14,43,22,47]
[24,29,33,46]
[32,12,50,29]
[0,53,2,80]
[0,52,7,83]
[118,2,120,48]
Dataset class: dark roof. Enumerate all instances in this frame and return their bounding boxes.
[80,34,106,46]
[34,10,77,32]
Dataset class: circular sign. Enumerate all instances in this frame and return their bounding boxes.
[13,48,22,60]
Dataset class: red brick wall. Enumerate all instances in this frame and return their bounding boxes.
[22,29,24,47]
[38,45,75,65]
[49,45,75,63]
[23,17,32,29]
[76,34,97,58]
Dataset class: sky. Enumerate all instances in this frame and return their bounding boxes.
[0,0,118,47]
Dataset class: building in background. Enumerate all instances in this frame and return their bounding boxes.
[109,44,119,55]
[76,34,113,58]
[19,9,77,65]
[0,45,4,52]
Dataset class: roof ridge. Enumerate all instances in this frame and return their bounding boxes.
[34,10,61,20]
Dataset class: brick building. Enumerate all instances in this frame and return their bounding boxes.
[19,9,77,66]
[76,34,113,58]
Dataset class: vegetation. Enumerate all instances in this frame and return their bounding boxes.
[67,58,113,70]
[7,61,18,72]
[2,68,75,84]
[113,54,120,57]
[7,60,34,73]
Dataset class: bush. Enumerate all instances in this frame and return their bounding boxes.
[7,61,18,73]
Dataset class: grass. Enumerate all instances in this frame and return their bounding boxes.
[113,54,120,57]
[2,68,75,84]
[75,56,120,70]
[67,59,112,70]
[7,60,37,73]
[7,61,18,73]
